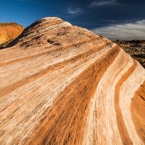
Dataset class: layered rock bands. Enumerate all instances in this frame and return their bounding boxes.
[0,17,145,145]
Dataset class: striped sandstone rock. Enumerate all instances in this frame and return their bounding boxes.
[0,17,145,145]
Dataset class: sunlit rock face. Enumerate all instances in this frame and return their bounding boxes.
[0,22,23,47]
[0,17,145,145]
[114,40,145,68]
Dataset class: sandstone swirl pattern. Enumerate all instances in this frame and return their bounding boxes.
[0,17,145,145]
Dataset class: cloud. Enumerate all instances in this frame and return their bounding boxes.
[66,7,81,15]
[90,0,117,7]
[91,20,145,40]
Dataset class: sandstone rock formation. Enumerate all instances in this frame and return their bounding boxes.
[114,40,145,68]
[0,17,145,145]
[0,22,23,47]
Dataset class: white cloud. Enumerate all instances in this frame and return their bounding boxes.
[90,0,117,7]
[66,7,81,15]
[91,20,145,40]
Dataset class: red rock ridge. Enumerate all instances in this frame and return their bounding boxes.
[0,22,23,47]
[0,17,145,145]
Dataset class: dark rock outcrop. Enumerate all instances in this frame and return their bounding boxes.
[114,40,145,68]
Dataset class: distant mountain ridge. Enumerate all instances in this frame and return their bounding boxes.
[0,22,24,47]
[114,39,145,48]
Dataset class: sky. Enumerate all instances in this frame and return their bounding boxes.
[0,0,145,40]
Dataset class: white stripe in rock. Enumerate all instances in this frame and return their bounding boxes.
[119,62,145,145]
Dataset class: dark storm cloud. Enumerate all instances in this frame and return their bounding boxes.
[62,0,145,40]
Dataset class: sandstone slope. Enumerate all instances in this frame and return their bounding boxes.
[114,40,145,68]
[0,17,145,145]
[0,22,23,47]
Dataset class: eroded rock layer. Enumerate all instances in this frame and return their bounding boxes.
[113,40,145,68]
[0,17,145,145]
[0,22,23,47]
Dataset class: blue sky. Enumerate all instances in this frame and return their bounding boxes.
[0,0,145,40]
